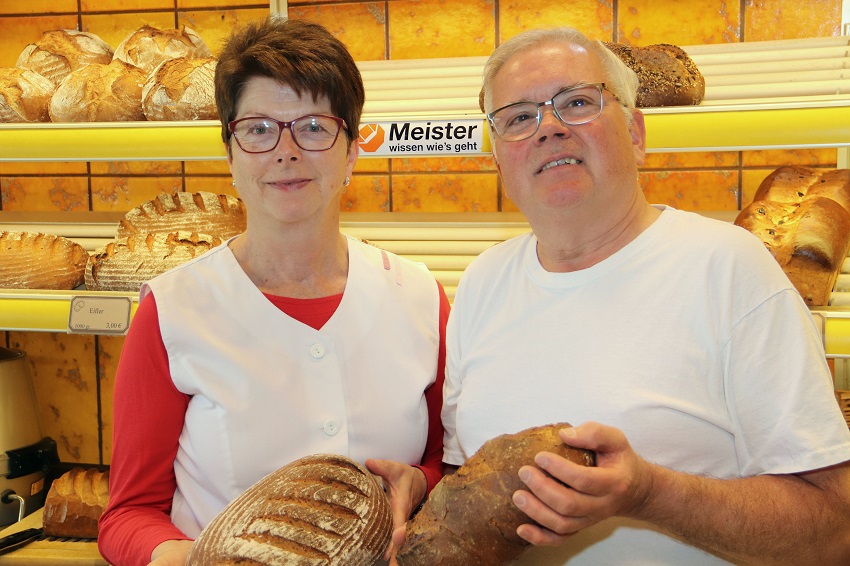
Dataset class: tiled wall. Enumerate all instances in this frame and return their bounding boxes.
[1,0,845,464]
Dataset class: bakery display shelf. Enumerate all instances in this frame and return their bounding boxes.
[0,289,138,334]
[1,97,849,162]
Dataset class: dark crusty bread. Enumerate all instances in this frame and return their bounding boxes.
[16,29,113,88]
[0,231,88,290]
[49,59,147,122]
[604,43,705,107]
[42,467,110,539]
[113,25,212,75]
[85,231,222,291]
[396,423,595,566]
[116,191,245,239]
[142,57,218,121]
[0,67,55,122]
[187,454,393,565]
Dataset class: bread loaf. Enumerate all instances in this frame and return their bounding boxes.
[397,423,595,566]
[85,231,222,291]
[0,67,55,122]
[49,60,146,122]
[753,166,850,214]
[113,25,212,75]
[0,231,88,290]
[115,191,246,239]
[16,30,113,88]
[42,467,110,539]
[187,454,393,565]
[142,57,218,121]
[604,43,705,107]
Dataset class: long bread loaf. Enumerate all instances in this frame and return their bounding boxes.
[0,231,88,289]
[116,191,245,239]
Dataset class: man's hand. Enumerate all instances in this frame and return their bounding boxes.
[512,421,654,545]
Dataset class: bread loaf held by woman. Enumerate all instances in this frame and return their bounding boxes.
[97,17,449,566]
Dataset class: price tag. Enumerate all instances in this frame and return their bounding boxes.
[68,296,132,335]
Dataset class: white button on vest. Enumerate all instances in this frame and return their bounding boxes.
[323,420,340,436]
[310,343,326,359]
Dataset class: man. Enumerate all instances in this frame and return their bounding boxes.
[442,27,850,564]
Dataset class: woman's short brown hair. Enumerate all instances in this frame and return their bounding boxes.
[214,17,365,149]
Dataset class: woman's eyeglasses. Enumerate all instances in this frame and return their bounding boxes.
[228,115,347,153]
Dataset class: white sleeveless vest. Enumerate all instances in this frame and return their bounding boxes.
[142,236,440,537]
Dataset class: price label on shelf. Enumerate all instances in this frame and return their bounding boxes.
[67,296,132,335]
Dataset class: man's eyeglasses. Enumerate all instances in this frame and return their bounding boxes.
[487,83,614,142]
[228,115,347,153]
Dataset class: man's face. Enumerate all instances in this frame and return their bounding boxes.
[489,42,645,221]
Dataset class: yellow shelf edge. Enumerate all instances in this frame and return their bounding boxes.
[0,291,139,334]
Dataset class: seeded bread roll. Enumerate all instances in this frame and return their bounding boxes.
[16,29,113,88]
[49,59,146,122]
[604,43,705,107]
[0,231,88,290]
[142,57,218,121]
[397,423,596,566]
[0,67,55,122]
[85,231,222,291]
[116,191,246,239]
[113,25,212,75]
[42,467,110,539]
[187,454,393,565]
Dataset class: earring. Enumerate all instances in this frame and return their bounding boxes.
[343,176,350,187]
[231,180,236,187]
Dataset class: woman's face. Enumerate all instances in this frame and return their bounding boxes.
[227,76,358,230]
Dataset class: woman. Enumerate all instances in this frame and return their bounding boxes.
[98,17,449,566]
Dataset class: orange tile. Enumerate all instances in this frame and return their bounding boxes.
[617,0,741,45]
[8,332,100,464]
[0,15,80,67]
[393,155,497,172]
[744,0,842,40]
[1,177,89,211]
[354,158,390,173]
[640,170,739,212]
[742,148,838,167]
[499,0,614,43]
[741,168,775,208]
[185,176,238,198]
[81,12,177,53]
[81,0,173,10]
[642,151,738,169]
[90,161,182,175]
[184,160,230,175]
[0,162,88,175]
[289,3,388,61]
[391,172,498,212]
[178,0,261,7]
[341,174,390,212]
[1,1,78,15]
[389,0,496,59]
[178,9,272,58]
[97,335,125,465]
[90,176,181,212]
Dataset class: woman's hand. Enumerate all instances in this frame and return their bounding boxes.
[365,459,428,561]
[149,539,193,565]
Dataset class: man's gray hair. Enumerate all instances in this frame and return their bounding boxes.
[481,28,639,121]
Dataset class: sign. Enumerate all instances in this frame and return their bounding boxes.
[68,296,132,335]
[358,119,488,157]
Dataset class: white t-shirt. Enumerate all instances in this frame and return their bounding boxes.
[444,206,850,565]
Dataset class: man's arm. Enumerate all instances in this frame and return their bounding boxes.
[514,422,850,565]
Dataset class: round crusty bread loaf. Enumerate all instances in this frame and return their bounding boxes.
[142,56,218,121]
[49,59,146,122]
[42,467,110,539]
[0,67,55,122]
[187,454,393,565]
[604,43,705,107]
[116,191,246,239]
[0,231,89,290]
[85,231,222,291]
[397,423,596,566]
[753,166,850,216]
[113,25,212,75]
[16,29,113,88]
